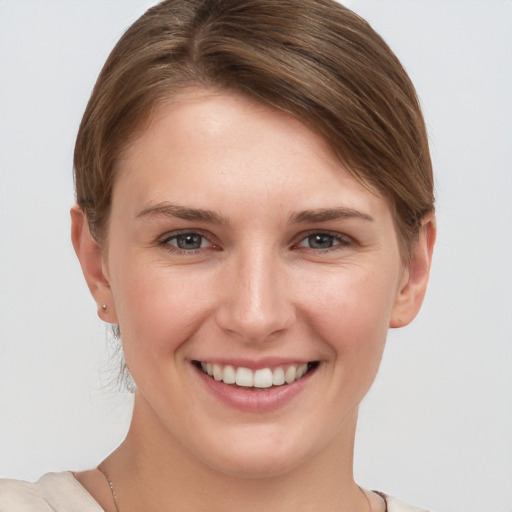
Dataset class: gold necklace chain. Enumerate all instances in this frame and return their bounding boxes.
[97,463,120,512]
[98,464,372,512]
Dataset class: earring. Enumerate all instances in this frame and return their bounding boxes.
[101,304,107,312]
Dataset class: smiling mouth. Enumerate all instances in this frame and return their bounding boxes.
[193,361,319,389]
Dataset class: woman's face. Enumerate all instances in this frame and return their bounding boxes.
[86,89,430,477]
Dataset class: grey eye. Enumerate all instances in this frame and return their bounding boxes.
[171,233,205,250]
[298,232,351,250]
[306,233,336,249]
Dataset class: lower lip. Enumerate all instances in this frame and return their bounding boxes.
[193,364,314,413]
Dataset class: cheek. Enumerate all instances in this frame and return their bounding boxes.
[108,255,215,360]
[298,264,399,358]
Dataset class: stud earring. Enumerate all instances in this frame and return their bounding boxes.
[101,304,107,312]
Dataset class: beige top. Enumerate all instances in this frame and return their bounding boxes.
[0,472,431,512]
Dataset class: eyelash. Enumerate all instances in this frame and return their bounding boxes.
[158,230,354,255]
[159,230,217,254]
[296,231,354,252]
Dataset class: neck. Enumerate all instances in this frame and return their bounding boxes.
[104,393,367,512]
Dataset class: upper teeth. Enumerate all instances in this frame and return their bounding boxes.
[200,362,309,388]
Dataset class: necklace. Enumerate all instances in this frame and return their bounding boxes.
[98,464,372,512]
[97,463,120,512]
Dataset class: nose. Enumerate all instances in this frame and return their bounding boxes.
[215,247,296,343]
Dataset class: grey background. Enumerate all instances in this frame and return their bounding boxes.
[1,1,511,511]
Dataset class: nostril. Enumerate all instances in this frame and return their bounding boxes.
[214,300,296,343]
[213,262,296,342]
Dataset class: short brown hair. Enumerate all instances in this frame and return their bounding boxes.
[74,0,434,258]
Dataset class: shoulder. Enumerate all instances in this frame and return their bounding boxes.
[378,492,434,512]
[0,472,104,512]
[0,476,52,512]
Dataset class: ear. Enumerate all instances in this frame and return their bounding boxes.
[390,213,436,328]
[71,204,118,323]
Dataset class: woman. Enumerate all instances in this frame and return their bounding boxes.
[0,1,436,510]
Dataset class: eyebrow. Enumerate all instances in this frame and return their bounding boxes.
[136,202,374,225]
[289,207,374,224]
[136,202,228,224]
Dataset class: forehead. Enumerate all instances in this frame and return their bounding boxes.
[113,88,390,224]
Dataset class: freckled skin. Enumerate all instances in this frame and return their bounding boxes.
[73,88,434,511]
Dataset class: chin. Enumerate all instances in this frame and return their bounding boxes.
[191,428,314,480]
[203,451,303,480]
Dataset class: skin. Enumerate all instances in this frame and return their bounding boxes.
[72,88,435,512]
